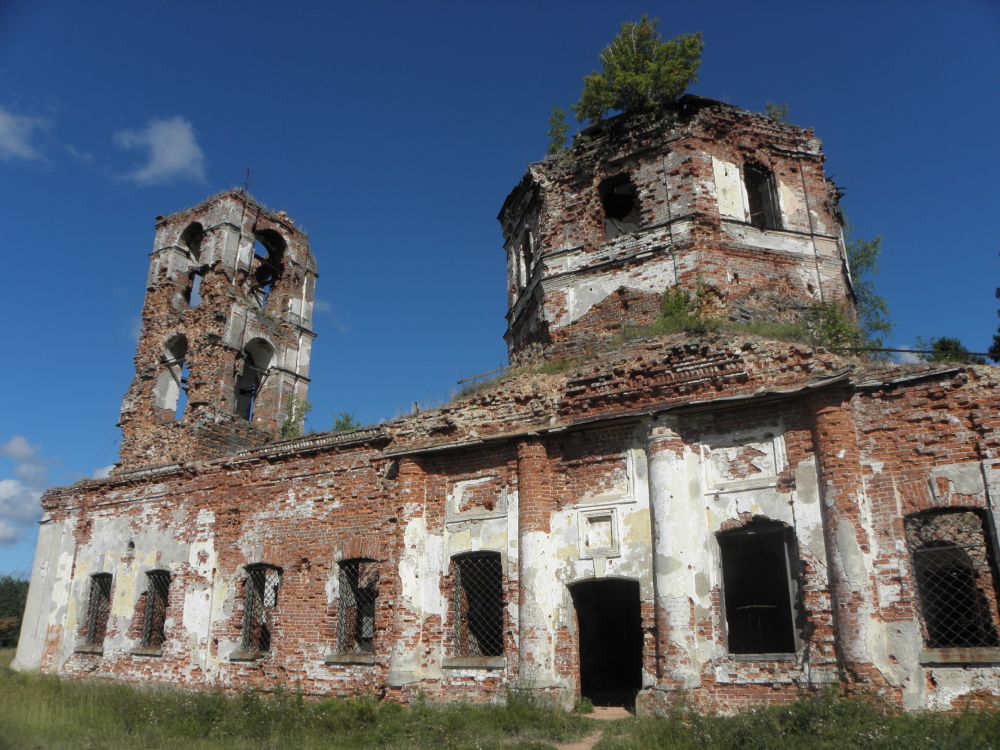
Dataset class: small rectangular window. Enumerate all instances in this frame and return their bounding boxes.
[599,174,640,240]
[141,570,171,649]
[453,553,504,657]
[242,564,281,654]
[719,522,799,654]
[337,559,379,654]
[906,510,1000,649]
[85,573,113,647]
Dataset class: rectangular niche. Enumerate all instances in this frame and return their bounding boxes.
[704,428,787,495]
[446,475,507,523]
[578,508,620,559]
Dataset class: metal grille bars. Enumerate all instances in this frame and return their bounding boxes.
[453,553,504,657]
[242,564,281,653]
[85,573,112,646]
[337,559,379,654]
[141,570,171,648]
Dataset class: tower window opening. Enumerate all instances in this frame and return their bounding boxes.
[744,163,781,230]
[187,269,205,309]
[519,230,534,287]
[250,230,286,310]
[718,520,800,654]
[180,222,205,262]
[153,335,188,419]
[598,174,640,240]
[235,338,274,421]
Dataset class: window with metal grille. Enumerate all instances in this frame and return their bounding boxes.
[718,521,800,654]
[906,510,1000,649]
[85,573,113,646]
[452,552,504,657]
[141,570,171,649]
[241,564,281,654]
[744,163,781,230]
[337,559,379,654]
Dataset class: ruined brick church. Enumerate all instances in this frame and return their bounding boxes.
[14,96,1000,713]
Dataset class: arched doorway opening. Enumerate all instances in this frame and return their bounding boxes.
[570,578,642,709]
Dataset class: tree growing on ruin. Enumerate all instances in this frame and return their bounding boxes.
[991,276,1000,363]
[333,412,361,432]
[573,16,703,123]
[546,107,569,155]
[845,226,891,349]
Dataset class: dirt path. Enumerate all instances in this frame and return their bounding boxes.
[552,706,631,750]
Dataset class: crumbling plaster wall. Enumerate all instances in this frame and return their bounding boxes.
[119,191,317,470]
[500,99,852,362]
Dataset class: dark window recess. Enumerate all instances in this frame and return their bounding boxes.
[453,553,504,657]
[337,559,379,654]
[719,522,799,654]
[520,231,534,281]
[141,570,171,648]
[744,164,781,230]
[241,564,281,653]
[180,222,205,262]
[249,230,285,310]
[906,511,1000,649]
[599,174,641,240]
[85,573,113,646]
[234,339,274,421]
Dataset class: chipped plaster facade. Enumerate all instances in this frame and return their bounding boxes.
[14,99,1000,714]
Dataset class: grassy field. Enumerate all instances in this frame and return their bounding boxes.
[2,649,999,749]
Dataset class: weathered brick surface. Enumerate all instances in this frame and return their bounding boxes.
[15,102,1000,715]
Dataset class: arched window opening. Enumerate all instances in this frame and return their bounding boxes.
[718,520,800,654]
[519,230,533,288]
[250,230,286,310]
[241,564,281,654]
[180,222,205,262]
[84,573,113,647]
[153,335,188,419]
[234,338,274,421]
[140,570,171,649]
[744,163,781,230]
[599,174,640,240]
[451,552,503,657]
[336,558,379,654]
[906,510,1000,649]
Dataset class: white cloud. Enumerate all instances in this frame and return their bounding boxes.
[115,116,206,185]
[313,299,333,314]
[0,106,46,161]
[92,465,114,480]
[0,436,48,548]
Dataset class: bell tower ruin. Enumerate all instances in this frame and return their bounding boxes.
[498,95,855,363]
[117,190,317,470]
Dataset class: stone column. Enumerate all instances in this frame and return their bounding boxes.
[646,416,701,690]
[515,438,558,691]
[386,456,428,692]
[811,389,882,687]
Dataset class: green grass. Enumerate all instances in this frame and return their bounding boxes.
[3,651,998,750]
[0,650,589,749]
[595,691,1000,750]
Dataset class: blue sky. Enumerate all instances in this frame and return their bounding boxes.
[1,0,998,576]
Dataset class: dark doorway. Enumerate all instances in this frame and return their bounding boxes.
[570,578,642,709]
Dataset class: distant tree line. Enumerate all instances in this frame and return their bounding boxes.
[0,576,29,648]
